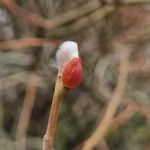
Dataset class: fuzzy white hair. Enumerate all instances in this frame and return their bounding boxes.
[55,41,79,67]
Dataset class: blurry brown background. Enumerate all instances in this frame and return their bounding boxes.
[0,0,150,150]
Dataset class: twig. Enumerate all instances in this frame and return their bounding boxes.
[0,72,28,91]
[0,0,149,32]
[97,139,110,150]
[129,62,150,76]
[122,0,150,5]
[52,5,115,37]
[80,98,150,149]
[0,101,4,130]
[126,100,150,124]
[43,69,66,150]
[109,99,150,132]
[66,5,115,32]
[82,50,130,150]
[0,0,100,29]
[112,26,150,44]
[0,38,59,51]
[110,102,136,131]
[0,52,33,66]
[15,73,39,150]
[0,72,46,91]
[0,137,42,150]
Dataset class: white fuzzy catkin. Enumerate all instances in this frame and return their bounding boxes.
[55,41,79,68]
[50,41,79,68]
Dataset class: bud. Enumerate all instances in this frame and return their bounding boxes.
[62,57,82,89]
[51,41,82,89]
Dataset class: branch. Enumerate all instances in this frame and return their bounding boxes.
[51,5,115,37]
[125,100,150,123]
[110,102,136,131]
[15,73,39,150]
[0,0,148,31]
[122,0,150,5]
[0,0,100,29]
[0,52,33,66]
[0,38,59,51]
[0,137,42,150]
[83,49,130,150]
[110,99,150,132]
[0,72,28,90]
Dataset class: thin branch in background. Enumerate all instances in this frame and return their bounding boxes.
[15,72,39,150]
[112,26,150,44]
[126,100,150,124]
[0,101,4,128]
[70,5,115,32]
[96,139,110,150]
[0,72,45,91]
[0,72,28,91]
[0,137,42,150]
[122,0,150,5]
[109,99,150,133]
[0,100,7,138]
[0,52,33,66]
[110,102,136,131]
[1,0,148,32]
[52,5,115,37]
[0,0,100,29]
[83,49,130,150]
[0,38,59,51]
[129,61,150,76]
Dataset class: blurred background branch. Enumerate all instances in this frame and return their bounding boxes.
[0,38,59,51]
[83,49,130,150]
[15,73,39,150]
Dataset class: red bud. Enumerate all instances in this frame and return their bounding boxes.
[62,57,82,89]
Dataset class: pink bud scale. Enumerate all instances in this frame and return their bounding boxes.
[62,57,82,89]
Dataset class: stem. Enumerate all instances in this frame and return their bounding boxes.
[15,73,38,150]
[43,69,66,150]
[82,50,129,150]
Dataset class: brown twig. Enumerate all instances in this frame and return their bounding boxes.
[126,100,150,124]
[129,62,150,76]
[110,102,136,131]
[80,98,150,149]
[83,50,130,150]
[0,38,59,51]
[15,73,39,150]
[0,72,28,91]
[109,99,150,133]
[0,0,100,29]
[52,5,115,37]
[122,0,150,4]
[43,69,66,150]
[0,71,46,91]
